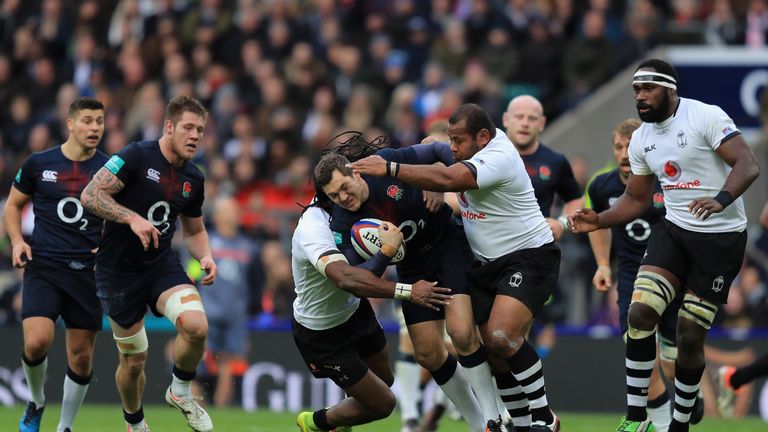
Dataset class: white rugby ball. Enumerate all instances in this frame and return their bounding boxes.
[350,218,406,263]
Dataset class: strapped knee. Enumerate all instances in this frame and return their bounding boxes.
[631,271,675,316]
[678,293,717,330]
[164,287,205,326]
[658,335,678,361]
[113,326,148,355]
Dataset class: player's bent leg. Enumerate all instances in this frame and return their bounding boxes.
[668,294,714,430]
[483,296,556,431]
[445,294,501,424]
[325,369,397,427]
[408,321,484,431]
[111,318,150,431]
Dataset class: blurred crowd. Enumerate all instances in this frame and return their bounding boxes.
[1,0,768,330]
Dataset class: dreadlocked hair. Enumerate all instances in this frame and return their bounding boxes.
[320,131,390,162]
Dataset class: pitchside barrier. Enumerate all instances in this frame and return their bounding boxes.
[0,324,765,418]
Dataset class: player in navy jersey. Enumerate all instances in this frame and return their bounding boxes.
[315,134,504,430]
[3,98,106,432]
[586,119,680,432]
[80,96,216,432]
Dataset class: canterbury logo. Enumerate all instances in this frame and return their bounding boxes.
[146,168,160,182]
[42,170,58,182]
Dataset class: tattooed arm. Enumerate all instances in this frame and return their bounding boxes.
[81,167,160,250]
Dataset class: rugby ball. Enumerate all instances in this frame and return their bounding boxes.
[351,218,406,263]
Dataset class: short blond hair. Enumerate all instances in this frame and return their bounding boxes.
[612,118,641,141]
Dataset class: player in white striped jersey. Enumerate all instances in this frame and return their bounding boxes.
[570,59,759,432]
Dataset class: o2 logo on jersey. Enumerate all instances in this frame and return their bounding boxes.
[147,201,172,234]
[57,197,88,230]
[625,218,651,242]
[663,160,682,181]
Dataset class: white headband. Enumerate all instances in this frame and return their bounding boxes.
[632,70,677,90]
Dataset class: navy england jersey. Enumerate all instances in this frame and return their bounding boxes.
[522,144,582,217]
[96,141,204,272]
[329,147,455,268]
[587,169,665,277]
[13,146,108,271]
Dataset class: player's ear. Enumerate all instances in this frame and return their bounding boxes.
[164,119,174,135]
[476,128,491,146]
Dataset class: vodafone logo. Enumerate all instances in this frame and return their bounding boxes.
[663,160,682,181]
[461,209,486,220]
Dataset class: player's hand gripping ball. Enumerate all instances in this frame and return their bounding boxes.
[350,218,406,263]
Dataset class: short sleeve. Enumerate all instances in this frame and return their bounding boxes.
[298,208,340,270]
[104,143,142,184]
[586,177,604,212]
[469,147,509,189]
[182,176,204,217]
[12,155,37,195]
[628,130,652,176]
[554,158,583,202]
[698,104,740,150]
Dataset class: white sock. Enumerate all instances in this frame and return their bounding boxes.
[127,419,146,431]
[171,372,192,397]
[22,355,47,407]
[463,360,502,421]
[57,371,90,431]
[438,364,484,432]
[648,399,672,432]
[395,357,421,421]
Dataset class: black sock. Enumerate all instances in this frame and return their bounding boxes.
[732,353,768,389]
[506,340,552,425]
[429,354,458,386]
[313,408,333,431]
[172,365,196,381]
[625,332,656,422]
[668,362,704,432]
[124,406,144,425]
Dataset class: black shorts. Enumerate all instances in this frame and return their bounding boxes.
[617,270,680,343]
[397,225,474,325]
[642,219,747,304]
[96,255,192,328]
[292,298,387,388]
[469,242,561,324]
[21,261,102,330]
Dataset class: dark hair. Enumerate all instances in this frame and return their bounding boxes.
[314,152,353,189]
[448,103,496,139]
[165,95,208,124]
[635,59,678,83]
[67,97,104,118]
[320,131,389,162]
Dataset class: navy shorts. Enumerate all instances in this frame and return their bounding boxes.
[642,219,747,304]
[21,261,102,330]
[469,242,561,324]
[96,255,192,329]
[397,225,473,326]
[617,270,680,344]
[293,298,387,388]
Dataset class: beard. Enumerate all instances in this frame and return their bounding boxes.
[637,91,671,123]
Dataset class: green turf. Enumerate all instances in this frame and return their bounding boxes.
[4,405,765,431]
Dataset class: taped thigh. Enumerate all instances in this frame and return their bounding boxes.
[164,287,205,325]
[678,293,718,330]
[631,271,675,316]
[113,326,148,355]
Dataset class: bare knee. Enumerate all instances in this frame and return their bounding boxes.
[484,327,524,358]
[68,349,94,375]
[446,322,476,353]
[627,302,659,331]
[24,335,52,360]
[676,322,706,364]
[178,315,208,344]
[413,348,445,371]
[369,389,396,419]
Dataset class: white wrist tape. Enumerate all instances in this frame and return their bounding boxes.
[394,283,412,300]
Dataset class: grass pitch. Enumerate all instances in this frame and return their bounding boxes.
[3,405,765,431]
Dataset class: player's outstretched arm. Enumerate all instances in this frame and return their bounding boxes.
[348,156,477,193]
[323,261,451,310]
[570,173,656,233]
[81,167,160,250]
[180,215,217,285]
[3,187,33,268]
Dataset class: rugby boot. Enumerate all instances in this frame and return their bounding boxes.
[296,412,351,432]
[717,365,740,418]
[531,410,560,431]
[486,417,503,432]
[165,386,213,432]
[19,401,44,432]
[616,417,654,432]
[689,388,704,424]
[125,422,150,432]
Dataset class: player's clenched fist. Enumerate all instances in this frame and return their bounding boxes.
[410,280,452,311]
[128,214,160,251]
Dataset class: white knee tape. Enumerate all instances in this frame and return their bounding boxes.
[164,287,206,325]
[113,327,148,355]
[659,335,678,362]
[679,293,718,330]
